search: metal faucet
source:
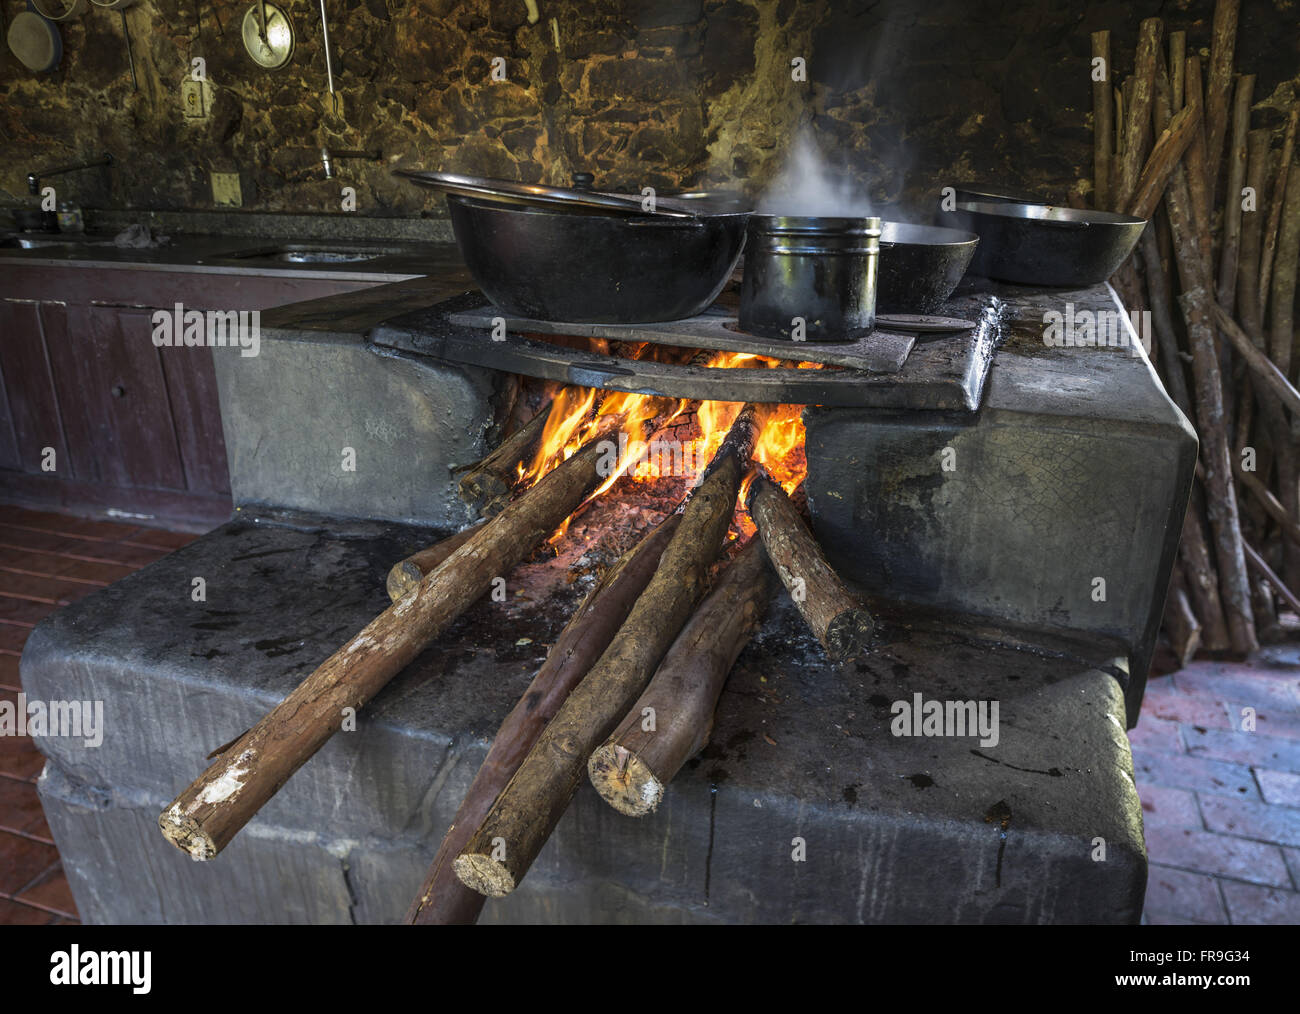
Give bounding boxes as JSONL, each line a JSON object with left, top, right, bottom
{"left": 27, "top": 152, "right": 114, "bottom": 196}
{"left": 320, "top": 146, "right": 381, "bottom": 180}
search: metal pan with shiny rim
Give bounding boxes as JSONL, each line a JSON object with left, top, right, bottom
{"left": 944, "top": 201, "right": 1146, "bottom": 287}
{"left": 877, "top": 221, "right": 979, "bottom": 314}
{"left": 395, "top": 169, "right": 700, "bottom": 220}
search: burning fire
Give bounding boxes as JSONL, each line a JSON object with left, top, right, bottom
{"left": 513, "top": 350, "right": 810, "bottom": 541}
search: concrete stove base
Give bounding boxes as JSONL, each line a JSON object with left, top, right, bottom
{"left": 23, "top": 511, "right": 1146, "bottom": 924}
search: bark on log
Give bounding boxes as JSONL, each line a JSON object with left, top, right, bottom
{"left": 587, "top": 538, "right": 772, "bottom": 817}
{"left": 1243, "top": 540, "right": 1300, "bottom": 617}
{"left": 1092, "top": 30, "right": 1114, "bottom": 211}
{"left": 158, "top": 433, "right": 616, "bottom": 861}
{"left": 1216, "top": 74, "right": 1255, "bottom": 313}
{"left": 1202, "top": 0, "right": 1240, "bottom": 210}
{"left": 1129, "top": 104, "right": 1200, "bottom": 221}
{"left": 405, "top": 512, "right": 682, "bottom": 925}
{"left": 1259, "top": 108, "right": 1298, "bottom": 328}
{"left": 1141, "top": 226, "right": 1193, "bottom": 412}
{"left": 1115, "top": 18, "right": 1162, "bottom": 214}
{"left": 1238, "top": 129, "right": 1273, "bottom": 344}
{"left": 1155, "top": 73, "right": 1258, "bottom": 654}
{"left": 1212, "top": 304, "right": 1300, "bottom": 417}
{"left": 457, "top": 403, "right": 555, "bottom": 518}
{"left": 1179, "top": 497, "right": 1232, "bottom": 653}
{"left": 1163, "top": 565, "right": 1202, "bottom": 669}
{"left": 746, "top": 469, "right": 875, "bottom": 662}
{"left": 452, "top": 407, "right": 759, "bottom": 897}
{"left": 1183, "top": 57, "right": 1213, "bottom": 263}
{"left": 1169, "top": 31, "right": 1186, "bottom": 113}
{"left": 386, "top": 522, "right": 486, "bottom": 603}
{"left": 1234, "top": 458, "right": 1300, "bottom": 549}
{"left": 1271, "top": 157, "right": 1300, "bottom": 383}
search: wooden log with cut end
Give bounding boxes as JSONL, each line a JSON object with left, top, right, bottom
{"left": 1092, "top": 30, "right": 1114, "bottom": 211}
{"left": 457, "top": 402, "right": 556, "bottom": 518}
{"left": 452, "top": 406, "right": 760, "bottom": 898}
{"left": 386, "top": 522, "right": 486, "bottom": 603}
{"left": 587, "top": 538, "right": 773, "bottom": 817}
{"left": 158, "top": 432, "right": 616, "bottom": 861}
{"left": 404, "top": 511, "right": 682, "bottom": 925}
{"left": 1215, "top": 74, "right": 1255, "bottom": 312}
{"left": 746, "top": 469, "right": 875, "bottom": 662}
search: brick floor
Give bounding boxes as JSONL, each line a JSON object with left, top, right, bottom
{"left": 0, "top": 504, "right": 200, "bottom": 926}
{"left": 1133, "top": 653, "right": 1300, "bottom": 925}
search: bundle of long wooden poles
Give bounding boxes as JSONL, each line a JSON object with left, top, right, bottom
{"left": 1090, "top": 2, "right": 1300, "bottom": 666}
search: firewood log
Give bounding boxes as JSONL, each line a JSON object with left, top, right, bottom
{"left": 1215, "top": 74, "right": 1255, "bottom": 312}
{"left": 386, "top": 522, "right": 486, "bottom": 603}
{"left": 1162, "top": 564, "right": 1202, "bottom": 669}
{"left": 1115, "top": 18, "right": 1162, "bottom": 214}
{"left": 587, "top": 538, "right": 773, "bottom": 816}
{"left": 405, "top": 512, "right": 682, "bottom": 925}
{"left": 1269, "top": 157, "right": 1300, "bottom": 383}
{"left": 457, "top": 401, "right": 556, "bottom": 518}
{"left": 1202, "top": 0, "right": 1240, "bottom": 210}
{"left": 1092, "top": 30, "right": 1114, "bottom": 211}
{"left": 1129, "top": 104, "right": 1200, "bottom": 221}
{"left": 746, "top": 469, "right": 875, "bottom": 662}
{"left": 1154, "top": 65, "right": 1258, "bottom": 654}
{"left": 1238, "top": 129, "right": 1274, "bottom": 344}
{"left": 1259, "top": 108, "right": 1298, "bottom": 328}
{"left": 452, "top": 405, "right": 760, "bottom": 897}
{"left": 158, "top": 429, "right": 619, "bottom": 861}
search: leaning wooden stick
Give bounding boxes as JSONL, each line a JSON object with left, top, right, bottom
{"left": 386, "top": 522, "right": 486, "bottom": 602}
{"left": 1128, "top": 103, "right": 1199, "bottom": 221}
{"left": 1114, "top": 18, "right": 1162, "bottom": 214}
{"left": 1215, "top": 74, "right": 1255, "bottom": 311}
{"left": 747, "top": 468, "right": 874, "bottom": 662}
{"left": 405, "top": 512, "right": 682, "bottom": 925}
{"left": 453, "top": 405, "right": 760, "bottom": 897}
{"left": 587, "top": 538, "right": 772, "bottom": 817}
{"left": 457, "top": 400, "right": 556, "bottom": 518}
{"left": 1201, "top": 0, "right": 1240, "bottom": 209}
{"left": 1092, "top": 30, "right": 1114, "bottom": 211}
{"left": 1258, "top": 107, "right": 1298, "bottom": 328}
{"left": 1162, "top": 564, "right": 1202, "bottom": 670}
{"left": 1243, "top": 540, "right": 1300, "bottom": 617}
{"left": 158, "top": 428, "right": 618, "bottom": 861}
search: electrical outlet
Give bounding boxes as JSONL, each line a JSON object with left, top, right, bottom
{"left": 211, "top": 173, "right": 242, "bottom": 207}
{"left": 182, "top": 79, "right": 206, "bottom": 119}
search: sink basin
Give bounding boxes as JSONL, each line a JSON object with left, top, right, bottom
{"left": 222, "top": 243, "right": 407, "bottom": 264}
{"left": 0, "top": 234, "right": 107, "bottom": 249}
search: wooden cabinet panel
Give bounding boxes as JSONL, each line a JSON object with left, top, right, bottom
{"left": 0, "top": 300, "right": 67, "bottom": 475}
{"left": 158, "top": 338, "right": 231, "bottom": 496}
{"left": 43, "top": 305, "right": 187, "bottom": 491}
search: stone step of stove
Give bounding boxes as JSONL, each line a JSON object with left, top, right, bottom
{"left": 24, "top": 508, "right": 1146, "bottom": 923}
{"left": 369, "top": 291, "right": 1003, "bottom": 411}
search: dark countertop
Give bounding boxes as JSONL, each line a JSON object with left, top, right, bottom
{"left": 0, "top": 230, "right": 459, "bottom": 285}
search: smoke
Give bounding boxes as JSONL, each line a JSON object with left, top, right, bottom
{"left": 755, "top": 130, "right": 873, "bottom": 218}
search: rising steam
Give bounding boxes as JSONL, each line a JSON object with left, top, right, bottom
{"left": 756, "top": 131, "right": 873, "bottom": 218}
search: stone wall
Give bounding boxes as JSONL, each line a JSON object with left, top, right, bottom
{"left": 1, "top": 0, "right": 1296, "bottom": 218}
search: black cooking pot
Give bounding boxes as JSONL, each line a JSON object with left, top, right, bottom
{"left": 945, "top": 200, "right": 1146, "bottom": 286}
{"left": 739, "top": 215, "right": 880, "bottom": 342}
{"left": 397, "top": 169, "right": 750, "bottom": 323}
{"left": 877, "top": 222, "right": 979, "bottom": 314}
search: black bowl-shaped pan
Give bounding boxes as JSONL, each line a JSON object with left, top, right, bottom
{"left": 877, "top": 222, "right": 980, "bottom": 314}
{"left": 446, "top": 194, "right": 748, "bottom": 324}
{"left": 945, "top": 201, "right": 1146, "bottom": 287}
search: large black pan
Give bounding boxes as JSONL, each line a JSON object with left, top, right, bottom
{"left": 444, "top": 194, "right": 748, "bottom": 323}
{"left": 945, "top": 200, "right": 1146, "bottom": 286}
{"left": 877, "top": 222, "right": 979, "bottom": 314}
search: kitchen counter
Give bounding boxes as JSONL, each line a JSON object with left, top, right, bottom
{"left": 0, "top": 230, "right": 460, "bottom": 285}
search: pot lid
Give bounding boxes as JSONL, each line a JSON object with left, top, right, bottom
{"left": 394, "top": 169, "right": 719, "bottom": 220}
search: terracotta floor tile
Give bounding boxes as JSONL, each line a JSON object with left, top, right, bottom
{"left": 16, "top": 864, "right": 77, "bottom": 919}
{"left": 1220, "top": 881, "right": 1300, "bottom": 924}
{"left": 1138, "top": 784, "right": 1203, "bottom": 829}
{"left": 0, "top": 830, "right": 57, "bottom": 895}
{"left": 1257, "top": 769, "right": 1300, "bottom": 807}
{"left": 1142, "top": 864, "right": 1226, "bottom": 923}
{"left": 1172, "top": 665, "right": 1300, "bottom": 712}
{"left": 1126, "top": 715, "right": 1184, "bottom": 754}
{"left": 0, "top": 570, "right": 103, "bottom": 605}
{"left": 1141, "top": 685, "right": 1234, "bottom": 730}
{"left": 1198, "top": 794, "right": 1300, "bottom": 848}
{"left": 0, "top": 897, "right": 57, "bottom": 925}
{"left": 1, "top": 551, "right": 132, "bottom": 586}
{"left": 0, "top": 776, "right": 45, "bottom": 836}
{"left": 0, "top": 624, "right": 29, "bottom": 654}
{"left": 123, "top": 528, "right": 196, "bottom": 551}
{"left": 1183, "top": 727, "right": 1300, "bottom": 770}
{"left": 1143, "top": 825, "right": 1291, "bottom": 886}
{"left": 1130, "top": 748, "right": 1259, "bottom": 799}
{"left": 0, "top": 508, "right": 142, "bottom": 542}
